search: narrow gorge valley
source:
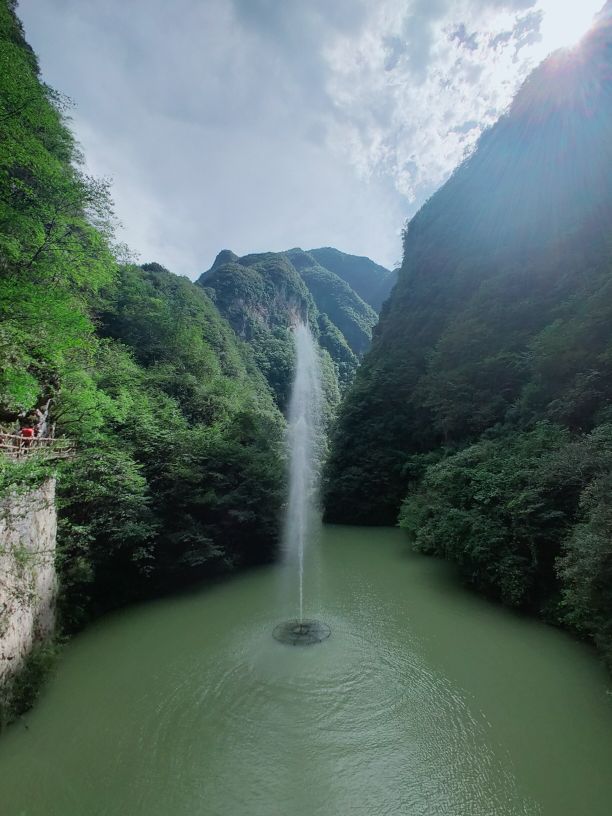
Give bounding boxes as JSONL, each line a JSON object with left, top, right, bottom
{"left": 1, "top": 2, "right": 612, "bottom": 814}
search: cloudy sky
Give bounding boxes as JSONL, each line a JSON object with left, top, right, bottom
{"left": 19, "top": 0, "right": 603, "bottom": 276}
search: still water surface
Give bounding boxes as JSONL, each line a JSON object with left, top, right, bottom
{"left": 1, "top": 526, "right": 612, "bottom": 815}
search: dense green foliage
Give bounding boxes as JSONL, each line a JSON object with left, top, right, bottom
{"left": 0, "top": 1, "right": 115, "bottom": 417}
{"left": 0, "top": 2, "right": 285, "bottom": 642}
{"left": 308, "top": 247, "right": 396, "bottom": 312}
{"left": 286, "top": 248, "right": 377, "bottom": 356}
{"left": 399, "top": 425, "right": 612, "bottom": 613}
{"left": 199, "top": 253, "right": 311, "bottom": 411}
{"left": 55, "top": 263, "right": 286, "bottom": 631}
{"left": 559, "top": 470, "right": 612, "bottom": 668}
{"left": 326, "top": 17, "right": 612, "bottom": 667}
{"left": 199, "top": 247, "right": 382, "bottom": 413}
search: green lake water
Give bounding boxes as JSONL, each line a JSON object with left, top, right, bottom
{"left": 1, "top": 525, "right": 611, "bottom": 815}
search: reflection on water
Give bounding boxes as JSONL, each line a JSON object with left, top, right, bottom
{"left": 0, "top": 526, "right": 611, "bottom": 816}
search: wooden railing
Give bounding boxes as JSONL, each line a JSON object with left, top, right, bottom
{"left": 0, "top": 433, "right": 75, "bottom": 460}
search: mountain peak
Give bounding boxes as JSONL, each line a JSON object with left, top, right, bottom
{"left": 210, "top": 249, "right": 238, "bottom": 271}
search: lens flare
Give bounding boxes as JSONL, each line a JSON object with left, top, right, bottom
{"left": 539, "top": 1, "right": 603, "bottom": 51}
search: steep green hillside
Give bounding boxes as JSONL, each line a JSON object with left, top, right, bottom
{"left": 325, "top": 13, "right": 612, "bottom": 666}
{"left": 0, "top": 0, "right": 285, "bottom": 645}
{"left": 308, "top": 247, "right": 396, "bottom": 311}
{"left": 0, "top": 2, "right": 115, "bottom": 416}
{"left": 286, "top": 248, "right": 377, "bottom": 356}
{"left": 198, "top": 248, "right": 381, "bottom": 412}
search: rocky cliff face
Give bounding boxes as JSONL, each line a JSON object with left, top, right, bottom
{"left": 0, "top": 478, "right": 57, "bottom": 693}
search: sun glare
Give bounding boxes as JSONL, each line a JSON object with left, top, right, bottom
{"left": 539, "top": 1, "right": 603, "bottom": 51}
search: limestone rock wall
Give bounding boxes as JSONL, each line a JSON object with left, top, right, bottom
{"left": 0, "top": 478, "right": 57, "bottom": 688}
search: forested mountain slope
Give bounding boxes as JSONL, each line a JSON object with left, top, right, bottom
{"left": 308, "top": 247, "right": 396, "bottom": 312}
{"left": 198, "top": 247, "right": 385, "bottom": 412}
{"left": 325, "top": 9, "right": 612, "bottom": 667}
{"left": 0, "top": 0, "right": 285, "bottom": 644}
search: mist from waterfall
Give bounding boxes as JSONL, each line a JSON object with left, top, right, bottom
{"left": 284, "top": 322, "right": 323, "bottom": 621}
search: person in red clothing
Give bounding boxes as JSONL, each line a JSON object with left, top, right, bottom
{"left": 19, "top": 425, "right": 35, "bottom": 449}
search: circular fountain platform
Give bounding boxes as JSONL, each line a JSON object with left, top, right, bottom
{"left": 273, "top": 619, "right": 331, "bottom": 646}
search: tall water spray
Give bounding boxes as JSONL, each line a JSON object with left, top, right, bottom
{"left": 285, "top": 322, "right": 322, "bottom": 620}
{"left": 273, "top": 322, "right": 330, "bottom": 645}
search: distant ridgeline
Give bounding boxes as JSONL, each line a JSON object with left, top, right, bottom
{"left": 325, "top": 9, "right": 612, "bottom": 668}
{"left": 198, "top": 248, "right": 394, "bottom": 414}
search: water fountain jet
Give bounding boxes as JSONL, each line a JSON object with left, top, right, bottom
{"left": 273, "top": 322, "right": 330, "bottom": 646}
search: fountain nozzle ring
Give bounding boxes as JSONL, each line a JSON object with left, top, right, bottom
{"left": 273, "top": 619, "right": 331, "bottom": 646}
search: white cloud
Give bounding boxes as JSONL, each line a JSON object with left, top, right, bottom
{"left": 16, "top": 0, "right": 603, "bottom": 275}
{"left": 324, "top": 2, "right": 538, "bottom": 203}
{"left": 322, "top": 0, "right": 603, "bottom": 205}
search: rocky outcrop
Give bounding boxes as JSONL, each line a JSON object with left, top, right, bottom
{"left": 0, "top": 478, "right": 57, "bottom": 691}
